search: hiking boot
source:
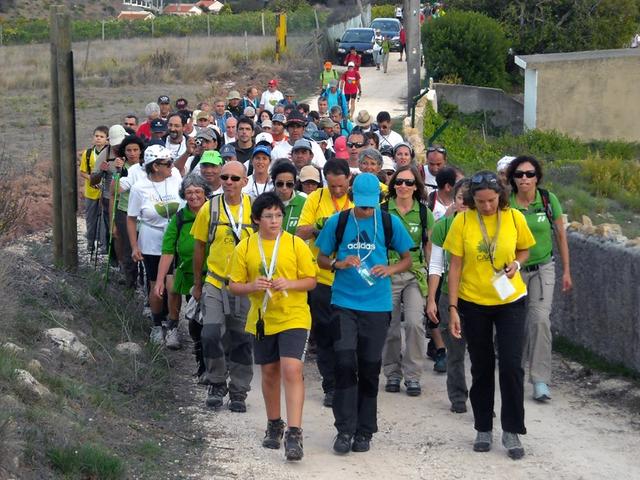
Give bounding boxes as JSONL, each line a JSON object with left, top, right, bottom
{"left": 450, "top": 402, "right": 467, "bottom": 414}
{"left": 533, "top": 382, "right": 551, "bottom": 402}
{"left": 284, "top": 427, "right": 304, "bottom": 461}
{"left": 426, "top": 339, "right": 437, "bottom": 361}
{"left": 332, "top": 432, "right": 353, "bottom": 455}
{"left": 405, "top": 380, "right": 421, "bottom": 397}
{"left": 385, "top": 377, "right": 401, "bottom": 393}
{"left": 351, "top": 433, "right": 371, "bottom": 452}
{"left": 323, "top": 390, "right": 334, "bottom": 407}
{"left": 165, "top": 328, "right": 181, "bottom": 350}
{"left": 434, "top": 348, "right": 447, "bottom": 373}
{"left": 262, "top": 419, "right": 286, "bottom": 449}
{"left": 205, "top": 383, "right": 227, "bottom": 408}
{"left": 228, "top": 393, "right": 247, "bottom": 413}
{"left": 473, "top": 431, "right": 493, "bottom": 452}
{"left": 502, "top": 432, "right": 525, "bottom": 460}
{"left": 149, "top": 326, "right": 164, "bottom": 345}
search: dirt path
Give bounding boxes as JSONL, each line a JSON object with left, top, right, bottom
{"left": 188, "top": 54, "right": 640, "bottom": 479}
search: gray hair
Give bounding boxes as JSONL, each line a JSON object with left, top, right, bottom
{"left": 145, "top": 102, "right": 160, "bottom": 116}
{"left": 358, "top": 148, "right": 383, "bottom": 167}
{"left": 179, "top": 173, "right": 212, "bottom": 200}
{"left": 329, "top": 105, "right": 342, "bottom": 116}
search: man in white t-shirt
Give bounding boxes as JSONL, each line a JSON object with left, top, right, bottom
{"left": 270, "top": 112, "right": 326, "bottom": 168}
{"left": 423, "top": 144, "right": 447, "bottom": 194}
{"left": 224, "top": 117, "right": 237, "bottom": 145}
{"left": 259, "top": 79, "right": 284, "bottom": 114}
{"left": 375, "top": 111, "right": 404, "bottom": 149}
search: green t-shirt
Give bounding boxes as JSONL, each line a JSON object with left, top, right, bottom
{"left": 283, "top": 193, "right": 307, "bottom": 235}
{"left": 161, "top": 207, "right": 197, "bottom": 295}
{"left": 509, "top": 190, "right": 562, "bottom": 266}
{"left": 320, "top": 69, "right": 339, "bottom": 87}
{"left": 431, "top": 214, "right": 455, "bottom": 294}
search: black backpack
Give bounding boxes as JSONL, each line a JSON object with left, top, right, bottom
{"left": 334, "top": 208, "right": 393, "bottom": 256}
{"left": 538, "top": 188, "right": 554, "bottom": 229}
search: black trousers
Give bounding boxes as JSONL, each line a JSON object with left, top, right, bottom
{"left": 460, "top": 298, "right": 527, "bottom": 434}
{"left": 308, "top": 283, "right": 335, "bottom": 394}
{"left": 331, "top": 306, "right": 390, "bottom": 436}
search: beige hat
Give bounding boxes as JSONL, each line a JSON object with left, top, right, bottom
{"left": 299, "top": 165, "right": 321, "bottom": 184}
{"left": 318, "top": 117, "right": 336, "bottom": 129}
{"left": 226, "top": 90, "right": 241, "bottom": 101}
{"left": 355, "top": 110, "right": 372, "bottom": 128}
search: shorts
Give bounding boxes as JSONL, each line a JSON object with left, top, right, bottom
{"left": 344, "top": 93, "right": 358, "bottom": 101}
{"left": 142, "top": 254, "right": 173, "bottom": 284}
{"left": 254, "top": 328, "right": 310, "bottom": 365}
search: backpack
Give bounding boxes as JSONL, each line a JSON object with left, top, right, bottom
{"left": 206, "top": 194, "right": 254, "bottom": 248}
{"left": 382, "top": 201, "right": 429, "bottom": 261}
{"left": 538, "top": 188, "right": 555, "bottom": 229}
{"left": 334, "top": 208, "right": 393, "bottom": 256}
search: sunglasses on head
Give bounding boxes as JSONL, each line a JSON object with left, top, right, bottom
{"left": 471, "top": 173, "right": 498, "bottom": 185}
{"left": 347, "top": 142, "right": 365, "bottom": 148}
{"left": 220, "top": 174, "right": 242, "bottom": 182}
{"left": 427, "top": 146, "right": 447, "bottom": 154}
{"left": 513, "top": 170, "right": 536, "bottom": 179}
{"left": 394, "top": 178, "right": 416, "bottom": 187}
{"left": 275, "top": 181, "right": 295, "bottom": 188}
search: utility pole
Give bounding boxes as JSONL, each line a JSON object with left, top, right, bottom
{"left": 404, "top": 0, "right": 421, "bottom": 114}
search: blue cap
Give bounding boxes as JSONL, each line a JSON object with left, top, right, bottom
{"left": 150, "top": 118, "right": 167, "bottom": 133}
{"left": 352, "top": 173, "right": 380, "bottom": 208}
{"left": 252, "top": 145, "right": 272, "bottom": 158}
{"left": 311, "top": 130, "right": 329, "bottom": 142}
{"left": 219, "top": 144, "right": 236, "bottom": 159}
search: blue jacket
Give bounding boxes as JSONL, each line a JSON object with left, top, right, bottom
{"left": 321, "top": 88, "right": 349, "bottom": 118}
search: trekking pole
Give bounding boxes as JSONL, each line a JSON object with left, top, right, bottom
{"left": 104, "top": 172, "right": 120, "bottom": 286}
{"left": 91, "top": 197, "right": 103, "bottom": 270}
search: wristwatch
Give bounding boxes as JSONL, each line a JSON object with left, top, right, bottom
{"left": 330, "top": 258, "right": 338, "bottom": 272}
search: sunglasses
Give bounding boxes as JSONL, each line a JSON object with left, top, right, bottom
{"left": 394, "top": 178, "right": 416, "bottom": 187}
{"left": 427, "top": 146, "right": 447, "bottom": 154}
{"left": 220, "top": 174, "right": 242, "bottom": 182}
{"left": 513, "top": 170, "right": 536, "bottom": 179}
{"left": 347, "top": 142, "right": 365, "bottom": 148}
{"left": 275, "top": 181, "right": 295, "bottom": 188}
{"left": 471, "top": 173, "right": 498, "bottom": 185}
{"left": 156, "top": 160, "right": 173, "bottom": 167}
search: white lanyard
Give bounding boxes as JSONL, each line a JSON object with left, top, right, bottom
{"left": 352, "top": 209, "right": 377, "bottom": 263}
{"left": 222, "top": 195, "right": 244, "bottom": 241}
{"left": 258, "top": 231, "right": 282, "bottom": 312}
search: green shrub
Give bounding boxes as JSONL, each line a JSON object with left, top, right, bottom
{"left": 421, "top": 10, "right": 509, "bottom": 89}
{"left": 372, "top": 4, "right": 395, "bottom": 19}
{"left": 48, "top": 444, "right": 125, "bottom": 479}
{"left": 581, "top": 155, "right": 640, "bottom": 210}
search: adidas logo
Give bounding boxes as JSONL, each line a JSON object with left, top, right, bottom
{"left": 347, "top": 242, "right": 376, "bottom": 250}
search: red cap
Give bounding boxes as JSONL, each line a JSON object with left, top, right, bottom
{"left": 268, "top": 79, "right": 278, "bottom": 86}
{"left": 334, "top": 136, "right": 349, "bottom": 160}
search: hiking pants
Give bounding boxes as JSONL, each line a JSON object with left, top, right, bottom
{"left": 85, "top": 197, "right": 107, "bottom": 250}
{"left": 438, "top": 294, "right": 468, "bottom": 406}
{"left": 308, "top": 283, "right": 335, "bottom": 394}
{"left": 460, "top": 298, "right": 526, "bottom": 434}
{"left": 382, "top": 271, "right": 426, "bottom": 382}
{"left": 382, "top": 52, "right": 389, "bottom": 73}
{"left": 200, "top": 283, "right": 253, "bottom": 396}
{"left": 114, "top": 209, "right": 138, "bottom": 289}
{"left": 521, "top": 261, "right": 555, "bottom": 384}
{"left": 332, "top": 306, "right": 390, "bottom": 436}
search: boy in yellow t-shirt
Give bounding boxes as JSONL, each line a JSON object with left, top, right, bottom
{"left": 229, "top": 192, "right": 317, "bottom": 462}
{"left": 80, "top": 125, "right": 108, "bottom": 254}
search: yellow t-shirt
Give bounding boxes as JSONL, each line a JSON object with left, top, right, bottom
{"left": 80, "top": 148, "right": 101, "bottom": 200}
{"left": 229, "top": 231, "right": 318, "bottom": 335}
{"left": 297, "top": 187, "right": 353, "bottom": 286}
{"left": 443, "top": 208, "right": 536, "bottom": 306}
{"left": 190, "top": 194, "right": 254, "bottom": 289}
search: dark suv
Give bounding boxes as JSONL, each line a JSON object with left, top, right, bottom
{"left": 370, "top": 18, "right": 402, "bottom": 51}
{"left": 335, "top": 27, "right": 376, "bottom": 66}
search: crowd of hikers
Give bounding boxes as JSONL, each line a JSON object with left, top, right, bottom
{"left": 79, "top": 76, "right": 572, "bottom": 462}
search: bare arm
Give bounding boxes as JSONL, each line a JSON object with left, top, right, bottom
{"left": 554, "top": 219, "right": 572, "bottom": 292}
{"left": 127, "top": 216, "right": 142, "bottom": 262}
{"left": 295, "top": 225, "right": 316, "bottom": 241}
{"left": 154, "top": 253, "right": 175, "bottom": 298}
{"left": 447, "top": 254, "right": 462, "bottom": 339}
{"left": 370, "top": 250, "right": 412, "bottom": 278}
{"left": 192, "top": 239, "right": 206, "bottom": 301}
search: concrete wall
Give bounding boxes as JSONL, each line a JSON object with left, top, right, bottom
{"left": 519, "top": 49, "right": 640, "bottom": 142}
{"left": 433, "top": 83, "right": 524, "bottom": 135}
{"left": 551, "top": 232, "right": 640, "bottom": 372}
{"left": 323, "top": 4, "right": 372, "bottom": 59}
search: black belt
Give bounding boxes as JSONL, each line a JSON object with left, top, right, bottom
{"left": 522, "top": 259, "right": 552, "bottom": 273}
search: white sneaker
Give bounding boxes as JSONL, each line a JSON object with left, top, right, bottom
{"left": 165, "top": 328, "right": 181, "bottom": 350}
{"left": 149, "top": 326, "right": 164, "bottom": 345}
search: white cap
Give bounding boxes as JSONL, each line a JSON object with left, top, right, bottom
{"left": 382, "top": 156, "right": 395, "bottom": 172}
{"left": 108, "top": 125, "right": 127, "bottom": 146}
{"left": 347, "top": 61, "right": 356, "bottom": 67}
{"left": 255, "top": 132, "right": 273, "bottom": 146}
{"left": 143, "top": 144, "right": 173, "bottom": 165}
{"left": 497, "top": 155, "right": 516, "bottom": 172}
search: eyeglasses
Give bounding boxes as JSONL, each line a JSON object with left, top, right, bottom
{"left": 156, "top": 160, "right": 173, "bottom": 167}
{"left": 261, "top": 213, "right": 284, "bottom": 220}
{"left": 275, "top": 181, "right": 295, "bottom": 188}
{"left": 347, "top": 142, "right": 365, "bottom": 148}
{"left": 394, "top": 178, "right": 416, "bottom": 187}
{"left": 220, "top": 174, "right": 242, "bottom": 182}
{"left": 513, "top": 170, "right": 536, "bottom": 179}
{"left": 383, "top": 170, "right": 395, "bottom": 176}
{"left": 471, "top": 173, "right": 498, "bottom": 185}
{"left": 427, "top": 146, "right": 447, "bottom": 154}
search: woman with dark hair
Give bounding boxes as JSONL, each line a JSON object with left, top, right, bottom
{"left": 364, "top": 131, "right": 379, "bottom": 150}
{"left": 444, "top": 170, "right": 535, "bottom": 460}
{"left": 271, "top": 160, "right": 307, "bottom": 234}
{"left": 154, "top": 174, "right": 212, "bottom": 352}
{"left": 258, "top": 109, "right": 273, "bottom": 126}
{"left": 506, "top": 156, "right": 572, "bottom": 402}
{"left": 382, "top": 165, "right": 435, "bottom": 397}
{"left": 127, "top": 144, "right": 182, "bottom": 345}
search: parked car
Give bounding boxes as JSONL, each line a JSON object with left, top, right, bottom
{"left": 370, "top": 18, "right": 402, "bottom": 52}
{"left": 335, "top": 27, "right": 376, "bottom": 66}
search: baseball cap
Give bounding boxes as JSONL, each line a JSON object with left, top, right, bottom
{"left": 108, "top": 125, "right": 128, "bottom": 146}
{"left": 285, "top": 111, "right": 307, "bottom": 127}
{"left": 175, "top": 97, "right": 188, "bottom": 109}
{"left": 243, "top": 106, "right": 256, "bottom": 118}
{"left": 143, "top": 144, "right": 172, "bottom": 165}
{"left": 157, "top": 95, "right": 170, "bottom": 104}
{"left": 284, "top": 88, "right": 296, "bottom": 97}
{"left": 261, "top": 119, "right": 273, "bottom": 129}
{"left": 347, "top": 61, "right": 355, "bottom": 67}
{"left": 352, "top": 173, "right": 380, "bottom": 208}
{"left": 497, "top": 155, "right": 516, "bottom": 172}
{"left": 150, "top": 118, "right": 167, "bottom": 133}
{"left": 252, "top": 145, "right": 272, "bottom": 158}
{"left": 333, "top": 136, "right": 349, "bottom": 160}
{"left": 195, "top": 110, "right": 209, "bottom": 121}
{"left": 272, "top": 113, "right": 287, "bottom": 124}
{"left": 292, "top": 138, "right": 313, "bottom": 152}
{"left": 195, "top": 129, "right": 215, "bottom": 141}
{"left": 318, "top": 117, "right": 336, "bottom": 129}
{"left": 329, "top": 79, "right": 338, "bottom": 88}
{"left": 299, "top": 165, "right": 321, "bottom": 184}
{"left": 219, "top": 144, "right": 237, "bottom": 159}
{"left": 227, "top": 90, "right": 241, "bottom": 101}
{"left": 311, "top": 130, "right": 329, "bottom": 143}
{"left": 255, "top": 132, "right": 273, "bottom": 146}
{"left": 268, "top": 79, "right": 278, "bottom": 86}
{"left": 382, "top": 156, "right": 395, "bottom": 172}
{"left": 199, "top": 150, "right": 223, "bottom": 166}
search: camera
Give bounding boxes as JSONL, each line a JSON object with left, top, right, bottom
{"left": 195, "top": 138, "right": 204, "bottom": 147}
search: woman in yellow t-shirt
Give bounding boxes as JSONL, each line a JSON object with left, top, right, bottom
{"left": 229, "top": 192, "right": 317, "bottom": 462}
{"left": 443, "top": 171, "right": 535, "bottom": 460}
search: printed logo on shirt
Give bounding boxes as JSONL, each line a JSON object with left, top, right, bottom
{"left": 476, "top": 240, "right": 491, "bottom": 262}
{"left": 346, "top": 232, "right": 376, "bottom": 251}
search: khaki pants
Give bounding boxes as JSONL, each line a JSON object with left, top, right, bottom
{"left": 382, "top": 271, "right": 426, "bottom": 382}
{"left": 521, "top": 261, "right": 555, "bottom": 384}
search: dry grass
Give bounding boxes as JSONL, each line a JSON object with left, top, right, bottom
{"left": 0, "top": 35, "right": 311, "bottom": 91}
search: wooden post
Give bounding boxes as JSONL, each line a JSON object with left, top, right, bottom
{"left": 50, "top": 6, "right": 63, "bottom": 264}
{"left": 261, "top": 12, "right": 265, "bottom": 36}
{"left": 207, "top": 14, "right": 211, "bottom": 37}
{"left": 244, "top": 31, "right": 249, "bottom": 62}
{"left": 0, "top": 25, "right": 3, "bottom": 47}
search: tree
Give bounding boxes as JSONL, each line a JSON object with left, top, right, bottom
{"left": 422, "top": 11, "right": 509, "bottom": 89}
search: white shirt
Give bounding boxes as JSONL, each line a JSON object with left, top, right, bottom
{"left": 376, "top": 130, "right": 404, "bottom": 149}
{"left": 224, "top": 133, "right": 236, "bottom": 145}
{"left": 431, "top": 192, "right": 450, "bottom": 220}
{"left": 242, "top": 175, "right": 274, "bottom": 198}
{"left": 423, "top": 167, "right": 437, "bottom": 194}
{"left": 271, "top": 140, "right": 327, "bottom": 169}
{"left": 165, "top": 136, "right": 187, "bottom": 160}
{"left": 259, "top": 90, "right": 284, "bottom": 114}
